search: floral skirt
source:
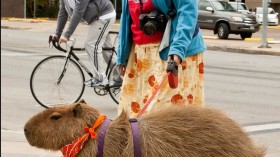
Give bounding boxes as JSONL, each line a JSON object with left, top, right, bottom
{"left": 118, "top": 42, "right": 204, "bottom": 118}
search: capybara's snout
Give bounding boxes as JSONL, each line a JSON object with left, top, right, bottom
{"left": 23, "top": 124, "right": 31, "bottom": 138}
{"left": 23, "top": 120, "right": 36, "bottom": 144}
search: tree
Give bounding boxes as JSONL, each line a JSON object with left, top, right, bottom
{"left": 26, "top": 0, "right": 59, "bottom": 18}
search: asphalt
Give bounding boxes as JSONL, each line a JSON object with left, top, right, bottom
{"left": 1, "top": 17, "right": 280, "bottom": 56}
{"left": 1, "top": 18, "right": 280, "bottom": 156}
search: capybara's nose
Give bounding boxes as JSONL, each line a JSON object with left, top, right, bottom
{"left": 24, "top": 127, "right": 28, "bottom": 134}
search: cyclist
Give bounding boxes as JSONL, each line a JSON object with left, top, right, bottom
{"left": 53, "top": 0, "right": 116, "bottom": 87}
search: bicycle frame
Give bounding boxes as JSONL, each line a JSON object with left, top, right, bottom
{"left": 54, "top": 36, "right": 117, "bottom": 86}
{"left": 31, "top": 33, "right": 121, "bottom": 107}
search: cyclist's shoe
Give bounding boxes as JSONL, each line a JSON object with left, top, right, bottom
{"left": 84, "top": 76, "right": 109, "bottom": 87}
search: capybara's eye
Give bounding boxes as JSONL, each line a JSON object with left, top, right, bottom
{"left": 50, "top": 115, "right": 61, "bottom": 121}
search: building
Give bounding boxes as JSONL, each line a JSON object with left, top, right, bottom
{"left": 1, "top": 0, "right": 280, "bottom": 23}
{"left": 246, "top": 0, "right": 280, "bottom": 12}
{"left": 1, "top": 0, "right": 24, "bottom": 18}
{"left": 1, "top": 0, "right": 119, "bottom": 19}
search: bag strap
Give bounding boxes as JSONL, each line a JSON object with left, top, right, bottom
{"left": 139, "top": 0, "right": 144, "bottom": 14}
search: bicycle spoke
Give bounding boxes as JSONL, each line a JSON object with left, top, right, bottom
{"left": 30, "top": 56, "right": 85, "bottom": 108}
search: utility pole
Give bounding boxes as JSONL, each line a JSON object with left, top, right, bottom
{"left": 259, "top": 0, "right": 271, "bottom": 48}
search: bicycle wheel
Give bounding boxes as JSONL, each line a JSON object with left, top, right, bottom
{"left": 107, "top": 63, "right": 122, "bottom": 104}
{"left": 30, "top": 55, "right": 85, "bottom": 108}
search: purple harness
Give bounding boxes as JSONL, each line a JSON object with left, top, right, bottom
{"left": 129, "top": 118, "right": 141, "bottom": 157}
{"left": 96, "top": 118, "right": 111, "bottom": 157}
{"left": 96, "top": 118, "right": 141, "bottom": 157}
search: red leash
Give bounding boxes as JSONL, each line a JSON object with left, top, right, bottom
{"left": 137, "top": 59, "right": 178, "bottom": 117}
{"left": 137, "top": 72, "right": 170, "bottom": 117}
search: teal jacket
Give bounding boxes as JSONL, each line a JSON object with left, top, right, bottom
{"left": 117, "top": 0, "right": 206, "bottom": 65}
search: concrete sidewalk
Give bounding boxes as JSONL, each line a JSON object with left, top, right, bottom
{"left": 1, "top": 18, "right": 280, "bottom": 56}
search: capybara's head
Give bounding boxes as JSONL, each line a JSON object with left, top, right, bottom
{"left": 24, "top": 100, "right": 100, "bottom": 150}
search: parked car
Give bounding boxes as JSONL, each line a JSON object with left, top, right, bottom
{"left": 228, "top": 2, "right": 251, "bottom": 14}
{"left": 254, "top": 7, "right": 279, "bottom": 26}
{"left": 198, "top": 0, "right": 260, "bottom": 39}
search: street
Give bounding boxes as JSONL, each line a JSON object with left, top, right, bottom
{"left": 1, "top": 25, "right": 280, "bottom": 156}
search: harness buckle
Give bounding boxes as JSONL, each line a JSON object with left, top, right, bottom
{"left": 129, "top": 118, "right": 138, "bottom": 123}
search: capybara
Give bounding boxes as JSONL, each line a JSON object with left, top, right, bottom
{"left": 24, "top": 100, "right": 265, "bottom": 157}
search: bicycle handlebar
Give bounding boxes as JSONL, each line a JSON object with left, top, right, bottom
{"left": 49, "top": 31, "right": 118, "bottom": 53}
{"left": 48, "top": 35, "right": 67, "bottom": 52}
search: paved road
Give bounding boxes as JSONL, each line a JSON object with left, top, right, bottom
{"left": 1, "top": 25, "right": 280, "bottom": 156}
{"left": 1, "top": 19, "right": 280, "bottom": 56}
{"left": 2, "top": 48, "right": 280, "bottom": 156}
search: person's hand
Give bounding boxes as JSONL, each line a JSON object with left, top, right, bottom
{"left": 118, "top": 65, "right": 127, "bottom": 76}
{"left": 168, "top": 55, "right": 182, "bottom": 66}
{"left": 59, "top": 36, "right": 69, "bottom": 44}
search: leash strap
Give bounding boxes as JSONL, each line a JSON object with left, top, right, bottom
{"left": 137, "top": 72, "right": 170, "bottom": 117}
{"left": 129, "top": 118, "right": 141, "bottom": 157}
{"left": 96, "top": 118, "right": 111, "bottom": 157}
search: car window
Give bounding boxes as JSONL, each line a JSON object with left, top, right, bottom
{"left": 199, "top": 1, "right": 211, "bottom": 11}
{"left": 256, "top": 8, "right": 276, "bottom": 14}
{"left": 212, "top": 1, "right": 236, "bottom": 11}
{"left": 229, "top": 3, "right": 247, "bottom": 11}
{"left": 268, "top": 8, "right": 275, "bottom": 14}
{"left": 229, "top": 3, "right": 238, "bottom": 10}
{"left": 240, "top": 4, "right": 248, "bottom": 10}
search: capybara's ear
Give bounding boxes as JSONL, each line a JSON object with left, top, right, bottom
{"left": 78, "top": 99, "right": 87, "bottom": 104}
{"left": 73, "top": 104, "right": 83, "bottom": 117}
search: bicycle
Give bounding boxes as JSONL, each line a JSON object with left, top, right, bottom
{"left": 30, "top": 31, "right": 122, "bottom": 108}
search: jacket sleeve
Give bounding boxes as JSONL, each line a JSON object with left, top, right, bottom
{"left": 168, "top": 0, "right": 198, "bottom": 60}
{"left": 116, "top": 0, "right": 132, "bottom": 66}
{"left": 55, "top": 0, "right": 68, "bottom": 36}
{"left": 64, "top": 0, "right": 90, "bottom": 38}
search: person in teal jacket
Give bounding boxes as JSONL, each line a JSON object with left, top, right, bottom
{"left": 117, "top": 0, "right": 207, "bottom": 117}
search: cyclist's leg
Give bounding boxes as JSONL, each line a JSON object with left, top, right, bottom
{"left": 102, "top": 31, "right": 123, "bottom": 85}
{"left": 102, "top": 33, "right": 115, "bottom": 69}
{"left": 85, "top": 16, "right": 116, "bottom": 84}
{"left": 103, "top": 33, "right": 121, "bottom": 80}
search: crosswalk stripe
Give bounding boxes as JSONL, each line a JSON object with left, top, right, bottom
{"left": 244, "top": 123, "right": 280, "bottom": 133}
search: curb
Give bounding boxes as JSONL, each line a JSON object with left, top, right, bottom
{"left": 2, "top": 17, "right": 54, "bottom": 23}
{"left": 206, "top": 45, "right": 280, "bottom": 56}
{"left": 244, "top": 38, "right": 274, "bottom": 42}
{"left": 2, "top": 19, "right": 279, "bottom": 56}
{"left": 260, "top": 25, "right": 280, "bottom": 30}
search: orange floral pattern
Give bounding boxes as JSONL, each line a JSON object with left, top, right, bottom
{"left": 171, "top": 93, "right": 183, "bottom": 106}
{"left": 118, "top": 43, "right": 204, "bottom": 118}
{"left": 148, "top": 75, "right": 156, "bottom": 87}
{"left": 182, "top": 60, "right": 187, "bottom": 70}
{"left": 131, "top": 102, "right": 141, "bottom": 113}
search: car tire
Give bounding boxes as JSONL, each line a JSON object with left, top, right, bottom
{"left": 217, "top": 23, "right": 229, "bottom": 39}
{"left": 240, "top": 33, "right": 252, "bottom": 40}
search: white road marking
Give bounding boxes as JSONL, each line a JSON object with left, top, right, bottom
{"left": 1, "top": 52, "right": 49, "bottom": 56}
{"left": 1, "top": 129, "right": 24, "bottom": 134}
{"left": 1, "top": 52, "right": 88, "bottom": 57}
{"left": 244, "top": 123, "right": 280, "bottom": 133}
{"left": 38, "top": 151, "right": 52, "bottom": 157}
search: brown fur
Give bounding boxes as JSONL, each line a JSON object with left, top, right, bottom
{"left": 24, "top": 100, "right": 265, "bottom": 157}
